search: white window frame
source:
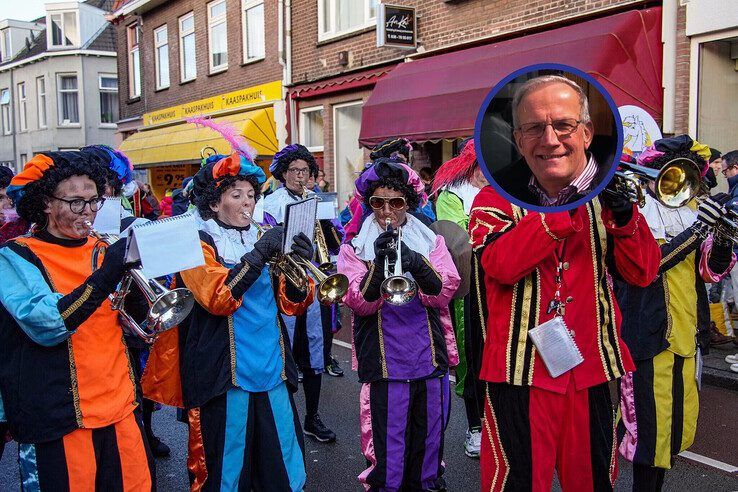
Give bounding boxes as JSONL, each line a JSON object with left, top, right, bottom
{"left": 332, "top": 100, "right": 365, "bottom": 205}
{"left": 1, "top": 88, "right": 10, "bottom": 135}
{"left": 299, "top": 105, "right": 324, "bottom": 152}
{"left": 318, "top": 0, "right": 377, "bottom": 42}
{"left": 207, "top": 0, "right": 228, "bottom": 73}
{"left": 241, "top": 0, "right": 265, "bottom": 64}
{"left": 17, "top": 82, "right": 27, "bottom": 132}
{"left": 36, "top": 76, "right": 47, "bottom": 129}
{"left": 154, "top": 25, "right": 170, "bottom": 90}
{"left": 57, "top": 73, "right": 80, "bottom": 126}
{"left": 0, "top": 29, "right": 11, "bottom": 62}
{"left": 98, "top": 74, "right": 118, "bottom": 127}
{"left": 179, "top": 12, "right": 197, "bottom": 82}
{"left": 127, "top": 23, "right": 141, "bottom": 98}
{"left": 49, "top": 11, "right": 79, "bottom": 48}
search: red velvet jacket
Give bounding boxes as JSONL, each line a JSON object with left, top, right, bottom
{"left": 469, "top": 186, "right": 660, "bottom": 394}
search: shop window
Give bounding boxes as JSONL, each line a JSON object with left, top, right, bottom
{"left": 179, "top": 12, "right": 197, "bottom": 82}
{"left": 127, "top": 23, "right": 141, "bottom": 98}
{"left": 697, "top": 38, "right": 738, "bottom": 153}
{"left": 1, "top": 88, "right": 11, "bottom": 135}
{"left": 242, "top": 0, "right": 265, "bottom": 62}
{"left": 37, "top": 77, "right": 47, "bottom": 129}
{"left": 57, "top": 74, "right": 79, "bottom": 125}
{"left": 49, "top": 11, "right": 78, "bottom": 47}
{"left": 154, "top": 25, "right": 170, "bottom": 89}
{"left": 318, "top": 0, "right": 377, "bottom": 41}
{"left": 333, "top": 101, "right": 364, "bottom": 205}
{"left": 300, "top": 106, "right": 324, "bottom": 151}
{"left": 99, "top": 75, "right": 119, "bottom": 125}
{"left": 208, "top": 0, "right": 228, "bottom": 73}
{"left": 17, "top": 82, "right": 26, "bottom": 132}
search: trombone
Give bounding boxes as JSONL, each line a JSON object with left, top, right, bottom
{"left": 244, "top": 212, "right": 348, "bottom": 305}
{"left": 380, "top": 218, "right": 417, "bottom": 306}
{"left": 607, "top": 158, "right": 702, "bottom": 209}
{"left": 87, "top": 222, "right": 195, "bottom": 343}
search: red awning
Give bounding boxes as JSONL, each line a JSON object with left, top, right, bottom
{"left": 359, "top": 8, "right": 663, "bottom": 146}
{"left": 289, "top": 66, "right": 395, "bottom": 100}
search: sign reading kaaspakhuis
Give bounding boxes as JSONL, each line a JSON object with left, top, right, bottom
{"left": 377, "top": 4, "right": 416, "bottom": 49}
{"left": 143, "top": 80, "right": 282, "bottom": 127}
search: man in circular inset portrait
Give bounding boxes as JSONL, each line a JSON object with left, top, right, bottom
{"left": 480, "top": 71, "right": 619, "bottom": 210}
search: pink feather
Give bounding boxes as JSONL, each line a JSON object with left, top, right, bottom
{"left": 186, "top": 116, "right": 258, "bottom": 162}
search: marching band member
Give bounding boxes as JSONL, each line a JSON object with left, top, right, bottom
{"left": 262, "top": 144, "right": 342, "bottom": 442}
{"left": 0, "top": 151, "right": 153, "bottom": 490}
{"left": 337, "top": 158, "right": 460, "bottom": 491}
{"left": 432, "top": 139, "right": 488, "bottom": 459}
{"left": 177, "top": 153, "right": 314, "bottom": 491}
{"left": 468, "top": 181, "right": 660, "bottom": 490}
{"left": 615, "top": 137, "right": 736, "bottom": 491}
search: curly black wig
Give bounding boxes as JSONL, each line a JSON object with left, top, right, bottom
{"left": 16, "top": 152, "right": 108, "bottom": 225}
{"left": 0, "top": 165, "right": 13, "bottom": 189}
{"left": 194, "top": 174, "right": 262, "bottom": 221}
{"left": 364, "top": 175, "right": 421, "bottom": 211}
{"left": 644, "top": 148, "right": 704, "bottom": 172}
{"left": 270, "top": 144, "right": 318, "bottom": 183}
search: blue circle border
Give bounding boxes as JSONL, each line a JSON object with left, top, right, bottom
{"left": 473, "top": 63, "right": 624, "bottom": 213}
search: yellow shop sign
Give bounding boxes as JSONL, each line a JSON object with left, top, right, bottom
{"left": 143, "top": 80, "right": 282, "bottom": 126}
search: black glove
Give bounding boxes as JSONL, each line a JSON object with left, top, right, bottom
{"left": 696, "top": 196, "right": 725, "bottom": 228}
{"left": 243, "top": 226, "right": 284, "bottom": 269}
{"left": 374, "top": 230, "right": 398, "bottom": 266}
{"left": 90, "top": 238, "right": 128, "bottom": 293}
{"left": 600, "top": 185, "right": 633, "bottom": 227}
{"left": 291, "top": 232, "right": 313, "bottom": 261}
{"left": 400, "top": 241, "right": 423, "bottom": 273}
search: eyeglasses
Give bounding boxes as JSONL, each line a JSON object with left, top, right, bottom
{"left": 286, "top": 167, "right": 310, "bottom": 175}
{"left": 722, "top": 166, "right": 738, "bottom": 177}
{"left": 516, "top": 118, "right": 582, "bottom": 139}
{"left": 369, "top": 195, "right": 407, "bottom": 210}
{"left": 51, "top": 195, "right": 105, "bottom": 214}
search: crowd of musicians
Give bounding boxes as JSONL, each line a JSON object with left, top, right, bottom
{"left": 0, "top": 75, "right": 737, "bottom": 492}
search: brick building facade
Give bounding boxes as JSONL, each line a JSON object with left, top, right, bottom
{"left": 112, "top": 0, "right": 286, "bottom": 199}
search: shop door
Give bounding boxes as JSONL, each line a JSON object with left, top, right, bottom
{"left": 333, "top": 101, "right": 364, "bottom": 206}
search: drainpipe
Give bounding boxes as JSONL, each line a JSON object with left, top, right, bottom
{"left": 285, "top": 0, "right": 297, "bottom": 145}
{"left": 9, "top": 67, "right": 16, "bottom": 169}
{"left": 662, "top": 0, "right": 678, "bottom": 134}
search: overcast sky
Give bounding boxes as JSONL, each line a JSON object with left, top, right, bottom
{"left": 0, "top": 0, "right": 68, "bottom": 22}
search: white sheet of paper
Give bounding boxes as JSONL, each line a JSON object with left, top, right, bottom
{"left": 283, "top": 197, "right": 318, "bottom": 254}
{"left": 126, "top": 213, "right": 204, "bottom": 278}
{"left": 92, "top": 197, "right": 122, "bottom": 235}
{"left": 317, "top": 201, "right": 337, "bottom": 220}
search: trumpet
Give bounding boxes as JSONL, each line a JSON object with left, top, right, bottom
{"left": 245, "top": 212, "right": 348, "bottom": 305}
{"left": 380, "top": 218, "right": 417, "bottom": 306}
{"left": 713, "top": 208, "right": 738, "bottom": 246}
{"left": 87, "top": 222, "right": 195, "bottom": 343}
{"left": 607, "top": 158, "right": 702, "bottom": 209}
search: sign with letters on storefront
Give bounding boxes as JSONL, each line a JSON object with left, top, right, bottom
{"left": 377, "top": 4, "right": 417, "bottom": 49}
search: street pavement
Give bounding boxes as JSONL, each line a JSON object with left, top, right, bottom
{"left": 3, "top": 342, "right": 738, "bottom": 490}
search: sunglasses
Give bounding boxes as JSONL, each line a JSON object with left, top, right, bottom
{"left": 369, "top": 195, "right": 406, "bottom": 210}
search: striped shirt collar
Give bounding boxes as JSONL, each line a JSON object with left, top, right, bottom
{"left": 528, "top": 153, "right": 598, "bottom": 206}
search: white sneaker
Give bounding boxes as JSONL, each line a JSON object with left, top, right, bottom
{"left": 725, "top": 354, "right": 738, "bottom": 364}
{"left": 464, "top": 428, "right": 481, "bottom": 458}
{"left": 731, "top": 363, "right": 738, "bottom": 373}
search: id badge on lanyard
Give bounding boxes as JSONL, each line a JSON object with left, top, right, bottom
{"left": 528, "top": 240, "right": 584, "bottom": 378}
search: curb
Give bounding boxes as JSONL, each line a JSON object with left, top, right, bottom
{"left": 703, "top": 366, "right": 738, "bottom": 391}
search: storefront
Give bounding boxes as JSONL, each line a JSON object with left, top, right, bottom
{"left": 287, "top": 66, "right": 394, "bottom": 205}
{"left": 359, "top": 8, "right": 664, "bottom": 168}
{"left": 119, "top": 80, "right": 283, "bottom": 199}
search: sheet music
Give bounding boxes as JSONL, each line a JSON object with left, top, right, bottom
{"left": 126, "top": 213, "right": 205, "bottom": 278}
{"left": 283, "top": 197, "right": 318, "bottom": 254}
{"left": 92, "top": 197, "right": 122, "bottom": 234}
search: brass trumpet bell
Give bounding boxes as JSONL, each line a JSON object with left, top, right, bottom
{"left": 380, "top": 219, "right": 417, "bottom": 306}
{"left": 615, "top": 158, "right": 702, "bottom": 209}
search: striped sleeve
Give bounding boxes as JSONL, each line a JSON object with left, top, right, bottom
{"left": 178, "top": 241, "right": 244, "bottom": 316}
{"left": 0, "top": 246, "right": 71, "bottom": 346}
